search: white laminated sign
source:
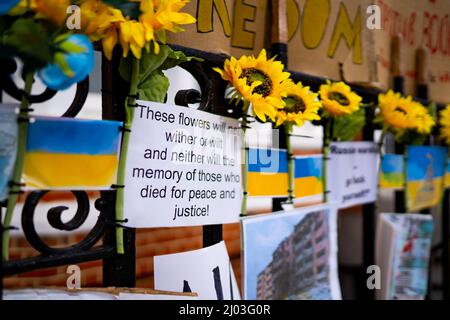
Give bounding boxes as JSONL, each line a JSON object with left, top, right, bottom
{"left": 327, "top": 141, "right": 378, "bottom": 209}
{"left": 123, "top": 101, "right": 242, "bottom": 227}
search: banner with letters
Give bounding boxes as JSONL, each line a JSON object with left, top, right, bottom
{"left": 169, "top": 0, "right": 450, "bottom": 102}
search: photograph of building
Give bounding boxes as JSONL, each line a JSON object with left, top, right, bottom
{"left": 253, "top": 210, "right": 332, "bottom": 300}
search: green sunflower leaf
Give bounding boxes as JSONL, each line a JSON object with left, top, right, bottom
{"left": 119, "top": 44, "right": 171, "bottom": 82}
{"left": 120, "top": 44, "right": 198, "bottom": 103}
{"left": 1, "top": 18, "right": 52, "bottom": 68}
{"left": 102, "top": 0, "right": 141, "bottom": 19}
{"left": 332, "top": 108, "right": 365, "bottom": 141}
{"left": 138, "top": 70, "right": 169, "bottom": 103}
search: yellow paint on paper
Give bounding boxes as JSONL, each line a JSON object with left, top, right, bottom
{"left": 407, "top": 178, "right": 443, "bottom": 212}
{"left": 294, "top": 176, "right": 323, "bottom": 198}
{"left": 248, "top": 172, "right": 288, "bottom": 197}
{"left": 24, "top": 152, "right": 118, "bottom": 189}
{"left": 445, "top": 173, "right": 450, "bottom": 188}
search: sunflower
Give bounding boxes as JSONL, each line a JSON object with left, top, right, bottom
{"left": 378, "top": 90, "right": 418, "bottom": 131}
{"left": 10, "top": 0, "right": 69, "bottom": 24}
{"left": 81, "top": 1, "right": 149, "bottom": 60}
{"left": 140, "top": 0, "right": 196, "bottom": 54}
{"left": 81, "top": 0, "right": 126, "bottom": 59}
{"left": 34, "top": 0, "right": 69, "bottom": 24}
{"left": 275, "top": 81, "right": 321, "bottom": 127}
{"left": 214, "top": 49, "right": 291, "bottom": 122}
{"left": 411, "top": 101, "right": 435, "bottom": 135}
{"left": 9, "top": 0, "right": 36, "bottom": 15}
{"left": 439, "top": 105, "right": 450, "bottom": 144}
{"left": 319, "top": 81, "right": 362, "bottom": 116}
{"left": 81, "top": 0, "right": 195, "bottom": 59}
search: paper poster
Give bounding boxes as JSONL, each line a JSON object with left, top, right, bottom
{"left": 0, "top": 104, "right": 18, "bottom": 201}
{"left": 445, "top": 160, "right": 450, "bottom": 189}
{"left": 23, "top": 117, "right": 122, "bottom": 190}
{"left": 406, "top": 145, "right": 447, "bottom": 212}
{"left": 248, "top": 148, "right": 288, "bottom": 198}
{"left": 294, "top": 155, "right": 323, "bottom": 203}
{"left": 241, "top": 204, "right": 341, "bottom": 300}
{"left": 327, "top": 142, "right": 378, "bottom": 209}
{"left": 123, "top": 101, "right": 242, "bottom": 228}
{"left": 379, "top": 154, "right": 404, "bottom": 189}
{"left": 154, "top": 241, "right": 241, "bottom": 300}
{"left": 3, "top": 288, "right": 198, "bottom": 300}
{"left": 376, "top": 213, "right": 434, "bottom": 300}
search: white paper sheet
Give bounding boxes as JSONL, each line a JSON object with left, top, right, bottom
{"left": 123, "top": 101, "right": 242, "bottom": 228}
{"left": 154, "top": 241, "right": 241, "bottom": 300}
{"left": 327, "top": 141, "right": 378, "bottom": 208}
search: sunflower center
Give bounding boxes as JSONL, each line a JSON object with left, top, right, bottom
{"left": 394, "top": 106, "right": 407, "bottom": 115}
{"left": 240, "top": 68, "right": 272, "bottom": 97}
{"left": 284, "top": 95, "right": 306, "bottom": 114}
{"left": 328, "top": 91, "right": 350, "bottom": 106}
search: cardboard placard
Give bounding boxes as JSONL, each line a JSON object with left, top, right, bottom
{"left": 169, "top": 1, "right": 450, "bottom": 102}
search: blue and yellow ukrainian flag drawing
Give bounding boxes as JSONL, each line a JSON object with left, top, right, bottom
{"left": 294, "top": 156, "right": 323, "bottom": 200}
{"left": 247, "top": 148, "right": 288, "bottom": 197}
{"left": 379, "top": 154, "right": 404, "bottom": 189}
{"left": 24, "top": 117, "right": 122, "bottom": 189}
{"left": 406, "top": 145, "right": 447, "bottom": 212}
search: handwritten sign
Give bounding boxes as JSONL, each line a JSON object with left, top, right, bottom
{"left": 169, "top": 1, "right": 450, "bottom": 102}
{"left": 327, "top": 141, "right": 378, "bottom": 209}
{"left": 123, "top": 101, "right": 242, "bottom": 228}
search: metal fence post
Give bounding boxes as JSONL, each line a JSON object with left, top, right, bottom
{"left": 443, "top": 189, "right": 450, "bottom": 299}
{"left": 362, "top": 99, "right": 376, "bottom": 300}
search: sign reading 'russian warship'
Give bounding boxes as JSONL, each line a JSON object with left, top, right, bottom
{"left": 327, "top": 141, "right": 378, "bottom": 208}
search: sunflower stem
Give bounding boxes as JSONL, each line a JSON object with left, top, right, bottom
{"left": 115, "top": 58, "right": 140, "bottom": 254}
{"left": 378, "top": 129, "right": 386, "bottom": 158}
{"left": 241, "top": 101, "right": 250, "bottom": 217}
{"left": 2, "top": 70, "right": 34, "bottom": 261}
{"left": 403, "top": 147, "right": 408, "bottom": 213}
{"left": 322, "top": 117, "right": 333, "bottom": 203}
{"left": 285, "top": 124, "right": 295, "bottom": 204}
